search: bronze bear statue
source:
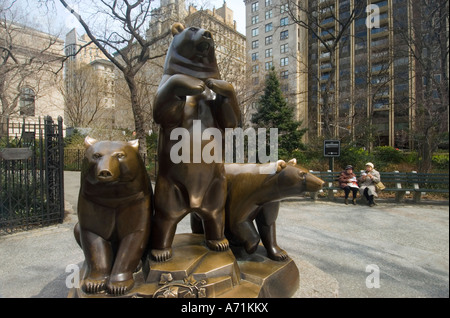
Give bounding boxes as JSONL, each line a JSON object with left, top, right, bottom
{"left": 74, "top": 137, "right": 152, "bottom": 295}
{"left": 150, "top": 23, "right": 240, "bottom": 262}
{"left": 191, "top": 159, "right": 324, "bottom": 261}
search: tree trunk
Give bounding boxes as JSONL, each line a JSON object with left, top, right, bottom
{"left": 418, "top": 132, "right": 433, "bottom": 173}
{"left": 125, "top": 75, "right": 147, "bottom": 155}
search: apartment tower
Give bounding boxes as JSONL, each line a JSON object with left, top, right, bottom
{"left": 244, "top": 0, "right": 309, "bottom": 132}
{"left": 246, "top": 0, "right": 448, "bottom": 149}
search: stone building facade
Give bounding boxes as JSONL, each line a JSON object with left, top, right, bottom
{"left": 0, "top": 21, "right": 65, "bottom": 129}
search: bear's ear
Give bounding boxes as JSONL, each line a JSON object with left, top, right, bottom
{"left": 128, "top": 139, "right": 139, "bottom": 151}
{"left": 84, "top": 136, "right": 97, "bottom": 149}
{"left": 276, "top": 160, "right": 287, "bottom": 172}
{"left": 171, "top": 22, "right": 185, "bottom": 36}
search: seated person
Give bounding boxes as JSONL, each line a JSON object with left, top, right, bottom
{"left": 338, "top": 165, "right": 359, "bottom": 205}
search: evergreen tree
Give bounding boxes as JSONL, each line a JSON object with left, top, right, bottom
{"left": 252, "top": 68, "right": 307, "bottom": 159}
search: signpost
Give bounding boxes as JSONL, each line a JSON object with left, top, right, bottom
{"left": 323, "top": 140, "right": 340, "bottom": 171}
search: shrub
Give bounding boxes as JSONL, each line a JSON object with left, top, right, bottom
{"left": 432, "top": 154, "right": 449, "bottom": 170}
{"left": 374, "top": 146, "right": 404, "bottom": 163}
{"left": 336, "top": 146, "right": 371, "bottom": 171}
{"left": 371, "top": 146, "right": 404, "bottom": 170}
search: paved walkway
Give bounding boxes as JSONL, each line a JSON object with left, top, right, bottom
{"left": 0, "top": 171, "right": 448, "bottom": 298}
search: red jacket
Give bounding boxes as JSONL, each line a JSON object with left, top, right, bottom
{"left": 338, "top": 170, "right": 357, "bottom": 189}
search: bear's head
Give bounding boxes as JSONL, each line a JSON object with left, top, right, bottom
{"left": 163, "top": 22, "right": 220, "bottom": 80}
{"left": 277, "top": 159, "right": 324, "bottom": 196}
{"left": 82, "top": 136, "right": 142, "bottom": 185}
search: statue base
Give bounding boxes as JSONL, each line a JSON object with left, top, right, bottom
{"left": 68, "top": 233, "right": 299, "bottom": 298}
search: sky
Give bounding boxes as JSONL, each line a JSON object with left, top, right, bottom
{"left": 56, "top": 0, "right": 247, "bottom": 36}
{"left": 208, "top": 0, "right": 246, "bottom": 34}
{"left": 5, "top": 0, "right": 246, "bottom": 37}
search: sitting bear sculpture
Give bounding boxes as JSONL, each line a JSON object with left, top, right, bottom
{"left": 74, "top": 137, "right": 152, "bottom": 295}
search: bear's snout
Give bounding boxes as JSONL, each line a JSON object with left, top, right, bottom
{"left": 95, "top": 157, "right": 120, "bottom": 182}
{"left": 305, "top": 173, "right": 325, "bottom": 192}
{"left": 98, "top": 169, "right": 113, "bottom": 179}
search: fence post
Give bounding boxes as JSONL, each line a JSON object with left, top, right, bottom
{"left": 58, "top": 116, "right": 65, "bottom": 221}
{"left": 44, "top": 116, "right": 64, "bottom": 224}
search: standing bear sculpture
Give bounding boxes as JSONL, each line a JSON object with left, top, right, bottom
{"left": 151, "top": 23, "right": 241, "bottom": 262}
{"left": 74, "top": 137, "right": 152, "bottom": 296}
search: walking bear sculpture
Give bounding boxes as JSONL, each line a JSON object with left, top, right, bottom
{"left": 151, "top": 22, "right": 241, "bottom": 262}
{"left": 191, "top": 159, "right": 324, "bottom": 261}
{"left": 74, "top": 137, "right": 152, "bottom": 295}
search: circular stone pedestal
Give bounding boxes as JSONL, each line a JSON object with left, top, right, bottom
{"left": 68, "top": 233, "right": 299, "bottom": 298}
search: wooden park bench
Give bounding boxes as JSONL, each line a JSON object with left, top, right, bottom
{"left": 309, "top": 170, "right": 449, "bottom": 203}
{"left": 309, "top": 170, "right": 341, "bottom": 200}
{"left": 380, "top": 171, "right": 449, "bottom": 202}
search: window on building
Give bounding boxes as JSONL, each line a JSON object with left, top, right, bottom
{"left": 265, "top": 35, "right": 273, "bottom": 45}
{"left": 280, "top": 30, "right": 289, "bottom": 40}
{"left": 280, "top": 17, "right": 289, "bottom": 26}
{"left": 372, "top": 37, "right": 388, "bottom": 47}
{"left": 374, "top": 0, "right": 388, "bottom": 8}
{"left": 321, "top": 62, "right": 332, "bottom": 70}
{"left": 281, "top": 70, "right": 289, "bottom": 79}
{"left": 265, "top": 10, "right": 273, "bottom": 19}
{"left": 372, "top": 63, "right": 387, "bottom": 73}
{"left": 265, "top": 61, "right": 273, "bottom": 70}
{"left": 395, "top": 83, "right": 408, "bottom": 92}
{"left": 355, "top": 17, "right": 366, "bottom": 27}
{"left": 252, "top": 52, "right": 259, "bottom": 61}
{"left": 265, "top": 23, "right": 273, "bottom": 32}
{"left": 373, "top": 100, "right": 389, "bottom": 109}
{"left": 265, "top": 48, "right": 273, "bottom": 58}
{"left": 280, "top": 3, "right": 288, "bottom": 13}
{"left": 252, "top": 40, "right": 259, "bottom": 49}
{"left": 355, "top": 76, "right": 365, "bottom": 85}
{"left": 252, "top": 65, "right": 259, "bottom": 73}
{"left": 265, "top": 0, "right": 272, "bottom": 6}
{"left": 394, "top": 57, "right": 408, "bottom": 66}
{"left": 280, "top": 57, "right": 289, "bottom": 66}
{"left": 19, "top": 87, "right": 35, "bottom": 116}
{"left": 251, "top": 2, "right": 259, "bottom": 12}
{"left": 280, "top": 43, "right": 289, "bottom": 54}
{"left": 321, "top": 72, "right": 330, "bottom": 81}
{"left": 252, "top": 15, "right": 259, "bottom": 24}
{"left": 321, "top": 28, "right": 334, "bottom": 37}
{"left": 252, "top": 28, "right": 259, "bottom": 37}
{"left": 320, "top": 51, "right": 330, "bottom": 59}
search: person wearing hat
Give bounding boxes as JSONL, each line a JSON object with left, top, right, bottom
{"left": 359, "top": 162, "right": 381, "bottom": 207}
{"left": 338, "top": 165, "right": 359, "bottom": 205}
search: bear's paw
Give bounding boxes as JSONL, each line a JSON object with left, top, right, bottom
{"left": 206, "top": 238, "right": 229, "bottom": 252}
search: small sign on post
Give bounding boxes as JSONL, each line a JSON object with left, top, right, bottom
{"left": 323, "top": 140, "right": 340, "bottom": 157}
{"left": 0, "top": 148, "right": 33, "bottom": 160}
{"left": 324, "top": 140, "right": 340, "bottom": 171}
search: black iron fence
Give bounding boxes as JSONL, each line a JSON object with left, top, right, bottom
{"left": 0, "top": 116, "right": 65, "bottom": 235}
{"left": 64, "top": 148, "right": 85, "bottom": 171}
